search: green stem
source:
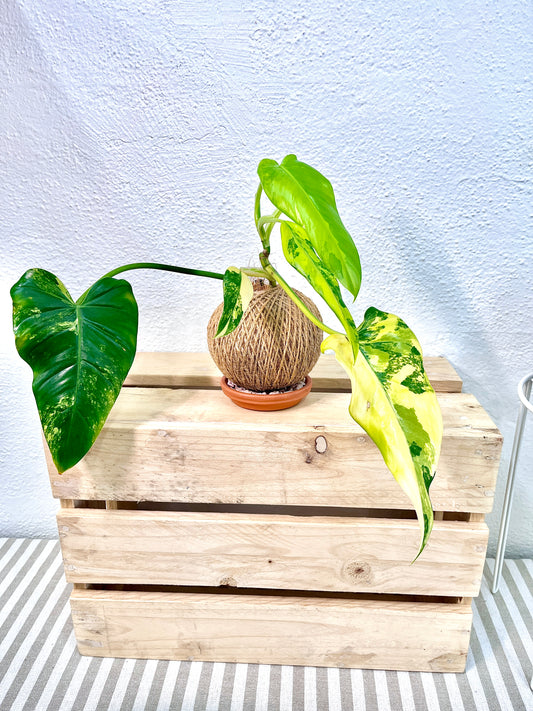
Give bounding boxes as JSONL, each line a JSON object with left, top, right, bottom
{"left": 263, "top": 264, "right": 339, "bottom": 336}
{"left": 257, "top": 215, "right": 287, "bottom": 231}
{"left": 255, "top": 184, "right": 268, "bottom": 250}
{"left": 241, "top": 267, "right": 271, "bottom": 279}
{"left": 101, "top": 262, "right": 225, "bottom": 281}
{"left": 254, "top": 183, "right": 283, "bottom": 287}
{"left": 264, "top": 210, "right": 281, "bottom": 242}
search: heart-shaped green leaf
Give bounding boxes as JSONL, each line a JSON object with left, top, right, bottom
{"left": 258, "top": 154, "right": 362, "bottom": 300}
{"left": 11, "top": 268, "right": 138, "bottom": 473}
{"left": 322, "top": 307, "right": 442, "bottom": 558}
{"left": 215, "top": 267, "right": 254, "bottom": 338}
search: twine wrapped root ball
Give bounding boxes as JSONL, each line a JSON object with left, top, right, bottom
{"left": 207, "top": 284, "right": 323, "bottom": 392}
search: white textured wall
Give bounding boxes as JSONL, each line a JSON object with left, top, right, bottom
{"left": 1, "top": 1, "right": 532, "bottom": 554}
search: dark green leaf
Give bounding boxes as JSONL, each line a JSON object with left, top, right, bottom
{"left": 258, "top": 154, "right": 362, "bottom": 299}
{"left": 11, "top": 268, "right": 138, "bottom": 472}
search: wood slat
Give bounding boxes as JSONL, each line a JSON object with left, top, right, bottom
{"left": 70, "top": 588, "right": 472, "bottom": 671}
{"left": 125, "top": 352, "right": 463, "bottom": 393}
{"left": 58, "top": 508, "right": 488, "bottom": 597}
{"left": 47, "top": 390, "right": 501, "bottom": 511}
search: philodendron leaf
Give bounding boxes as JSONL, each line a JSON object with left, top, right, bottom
{"left": 322, "top": 307, "right": 442, "bottom": 557}
{"left": 11, "top": 268, "right": 138, "bottom": 473}
{"left": 280, "top": 221, "right": 359, "bottom": 359}
{"left": 257, "top": 154, "right": 362, "bottom": 300}
{"left": 215, "top": 267, "right": 253, "bottom": 338}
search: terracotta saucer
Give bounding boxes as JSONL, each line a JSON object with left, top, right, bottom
{"left": 220, "top": 376, "right": 313, "bottom": 412}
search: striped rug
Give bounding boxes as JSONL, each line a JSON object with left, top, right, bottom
{"left": 0, "top": 539, "right": 531, "bottom": 711}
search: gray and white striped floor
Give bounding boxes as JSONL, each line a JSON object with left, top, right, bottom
{"left": 0, "top": 539, "right": 531, "bottom": 711}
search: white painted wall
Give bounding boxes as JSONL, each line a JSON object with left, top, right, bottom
{"left": 1, "top": 1, "right": 532, "bottom": 554}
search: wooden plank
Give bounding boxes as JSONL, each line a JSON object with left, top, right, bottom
{"left": 70, "top": 588, "right": 472, "bottom": 671}
{"left": 47, "top": 390, "right": 502, "bottom": 511}
{"left": 125, "top": 352, "right": 463, "bottom": 393}
{"left": 468, "top": 513, "right": 485, "bottom": 522}
{"left": 58, "top": 508, "right": 488, "bottom": 597}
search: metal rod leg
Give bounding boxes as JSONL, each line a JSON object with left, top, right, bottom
{"left": 492, "top": 379, "right": 532, "bottom": 594}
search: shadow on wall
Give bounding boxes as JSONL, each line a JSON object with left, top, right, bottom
{"left": 379, "top": 209, "right": 511, "bottom": 402}
{"left": 378, "top": 209, "right": 533, "bottom": 556}
{"left": 4, "top": 0, "right": 104, "bottom": 178}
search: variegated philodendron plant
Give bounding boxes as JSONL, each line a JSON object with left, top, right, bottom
{"left": 11, "top": 154, "right": 442, "bottom": 557}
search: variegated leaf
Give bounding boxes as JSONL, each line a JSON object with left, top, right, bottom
{"left": 215, "top": 267, "right": 254, "bottom": 338}
{"left": 321, "top": 307, "right": 442, "bottom": 557}
{"left": 280, "top": 221, "right": 358, "bottom": 358}
{"left": 11, "top": 268, "right": 138, "bottom": 473}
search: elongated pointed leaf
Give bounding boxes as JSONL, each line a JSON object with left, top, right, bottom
{"left": 280, "top": 221, "right": 358, "bottom": 358}
{"left": 215, "top": 267, "right": 254, "bottom": 338}
{"left": 258, "top": 154, "right": 362, "bottom": 299}
{"left": 11, "top": 268, "right": 138, "bottom": 473}
{"left": 321, "top": 307, "right": 442, "bottom": 557}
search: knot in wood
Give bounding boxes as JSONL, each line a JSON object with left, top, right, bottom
{"left": 344, "top": 561, "right": 373, "bottom": 584}
{"left": 219, "top": 576, "right": 237, "bottom": 587}
{"left": 315, "top": 436, "right": 327, "bottom": 454}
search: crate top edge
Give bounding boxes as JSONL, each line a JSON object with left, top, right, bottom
{"left": 124, "top": 352, "right": 463, "bottom": 393}
{"left": 87, "top": 388, "right": 501, "bottom": 442}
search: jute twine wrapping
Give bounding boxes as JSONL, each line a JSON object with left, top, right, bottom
{"left": 207, "top": 285, "right": 323, "bottom": 392}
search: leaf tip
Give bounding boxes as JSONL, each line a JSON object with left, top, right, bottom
{"left": 214, "top": 323, "right": 229, "bottom": 339}
{"left": 411, "top": 510, "right": 434, "bottom": 563}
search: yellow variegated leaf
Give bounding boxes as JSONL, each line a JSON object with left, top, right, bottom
{"left": 280, "top": 221, "right": 358, "bottom": 359}
{"left": 215, "top": 267, "right": 253, "bottom": 338}
{"left": 321, "top": 307, "right": 443, "bottom": 557}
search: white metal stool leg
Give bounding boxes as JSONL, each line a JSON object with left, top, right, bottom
{"left": 492, "top": 375, "right": 532, "bottom": 593}
{"left": 490, "top": 373, "right": 533, "bottom": 691}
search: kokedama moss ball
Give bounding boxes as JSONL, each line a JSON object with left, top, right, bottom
{"left": 207, "top": 284, "right": 323, "bottom": 392}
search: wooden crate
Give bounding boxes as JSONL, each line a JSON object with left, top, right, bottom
{"left": 46, "top": 353, "right": 502, "bottom": 672}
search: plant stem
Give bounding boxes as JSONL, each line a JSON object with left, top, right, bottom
{"left": 263, "top": 264, "right": 339, "bottom": 336}
{"left": 257, "top": 214, "right": 287, "bottom": 231}
{"left": 258, "top": 249, "right": 277, "bottom": 284}
{"left": 101, "top": 262, "right": 225, "bottom": 281}
{"left": 255, "top": 185, "right": 269, "bottom": 251}
{"left": 241, "top": 267, "right": 271, "bottom": 279}
{"left": 264, "top": 210, "right": 281, "bottom": 242}
{"left": 255, "top": 183, "right": 284, "bottom": 287}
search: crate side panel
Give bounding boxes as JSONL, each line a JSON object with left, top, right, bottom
{"left": 70, "top": 589, "right": 472, "bottom": 671}
{"left": 58, "top": 509, "right": 488, "bottom": 597}
{"left": 48, "top": 392, "right": 501, "bottom": 511}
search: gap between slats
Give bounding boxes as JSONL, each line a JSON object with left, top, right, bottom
{"left": 62, "top": 500, "right": 484, "bottom": 523}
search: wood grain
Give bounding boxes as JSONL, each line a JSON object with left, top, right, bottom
{"left": 70, "top": 588, "right": 472, "bottom": 671}
{"left": 58, "top": 508, "right": 488, "bottom": 597}
{"left": 125, "top": 352, "right": 463, "bottom": 393}
{"left": 47, "top": 390, "right": 501, "bottom": 511}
